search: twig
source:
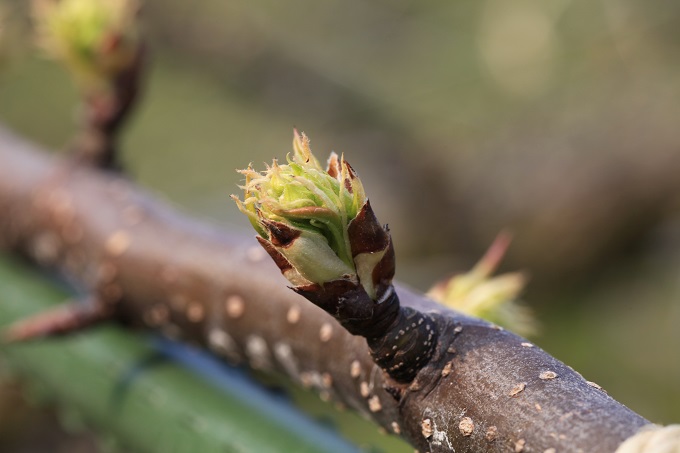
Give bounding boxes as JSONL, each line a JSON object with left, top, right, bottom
{"left": 70, "top": 45, "right": 145, "bottom": 172}
{"left": 2, "top": 296, "right": 111, "bottom": 343}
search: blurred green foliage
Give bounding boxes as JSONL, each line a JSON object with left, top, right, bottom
{"left": 0, "top": 255, "right": 369, "bottom": 453}
{"left": 0, "top": 0, "right": 679, "bottom": 450}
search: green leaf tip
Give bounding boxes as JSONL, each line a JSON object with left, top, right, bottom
{"left": 32, "top": 0, "right": 141, "bottom": 92}
{"left": 233, "top": 130, "right": 392, "bottom": 300}
{"left": 427, "top": 232, "right": 538, "bottom": 337}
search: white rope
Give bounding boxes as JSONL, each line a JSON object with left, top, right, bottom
{"left": 616, "top": 424, "right": 680, "bottom": 453}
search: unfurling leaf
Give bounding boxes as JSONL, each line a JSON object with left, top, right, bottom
{"left": 427, "top": 232, "right": 537, "bottom": 337}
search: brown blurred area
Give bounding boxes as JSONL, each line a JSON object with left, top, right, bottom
{"left": 0, "top": 367, "right": 102, "bottom": 453}
{"left": 1, "top": 0, "right": 679, "bottom": 451}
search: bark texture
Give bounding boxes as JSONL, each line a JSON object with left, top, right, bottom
{"left": 0, "top": 126, "right": 650, "bottom": 452}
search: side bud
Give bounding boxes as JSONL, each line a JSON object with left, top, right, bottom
{"left": 32, "top": 0, "right": 141, "bottom": 93}
{"left": 427, "top": 232, "right": 537, "bottom": 337}
{"left": 33, "top": 0, "right": 145, "bottom": 171}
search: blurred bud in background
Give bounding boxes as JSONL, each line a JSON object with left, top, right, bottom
{"left": 32, "top": 0, "right": 141, "bottom": 94}
{"left": 428, "top": 233, "right": 536, "bottom": 338}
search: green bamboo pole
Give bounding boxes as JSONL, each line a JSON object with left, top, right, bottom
{"left": 0, "top": 254, "right": 359, "bottom": 453}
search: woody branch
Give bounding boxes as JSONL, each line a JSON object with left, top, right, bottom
{"left": 0, "top": 125, "right": 651, "bottom": 452}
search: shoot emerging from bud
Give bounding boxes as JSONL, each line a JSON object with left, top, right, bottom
{"left": 427, "top": 232, "right": 537, "bottom": 337}
{"left": 233, "top": 130, "right": 392, "bottom": 302}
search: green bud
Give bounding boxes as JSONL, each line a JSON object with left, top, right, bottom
{"left": 427, "top": 233, "right": 537, "bottom": 337}
{"left": 33, "top": 0, "right": 140, "bottom": 92}
{"left": 233, "top": 130, "right": 392, "bottom": 300}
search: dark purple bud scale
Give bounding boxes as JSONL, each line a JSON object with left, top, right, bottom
{"left": 256, "top": 236, "right": 294, "bottom": 273}
{"left": 347, "top": 201, "right": 390, "bottom": 257}
{"left": 295, "top": 280, "right": 437, "bottom": 384}
{"left": 259, "top": 219, "right": 301, "bottom": 247}
{"left": 293, "top": 280, "right": 395, "bottom": 336}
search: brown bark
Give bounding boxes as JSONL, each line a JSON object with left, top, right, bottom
{"left": 71, "top": 46, "right": 145, "bottom": 172}
{"left": 0, "top": 125, "right": 649, "bottom": 452}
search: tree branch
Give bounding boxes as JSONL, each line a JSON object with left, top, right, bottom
{"left": 0, "top": 125, "right": 650, "bottom": 452}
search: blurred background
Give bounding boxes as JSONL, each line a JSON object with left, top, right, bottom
{"left": 1, "top": 0, "right": 679, "bottom": 451}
